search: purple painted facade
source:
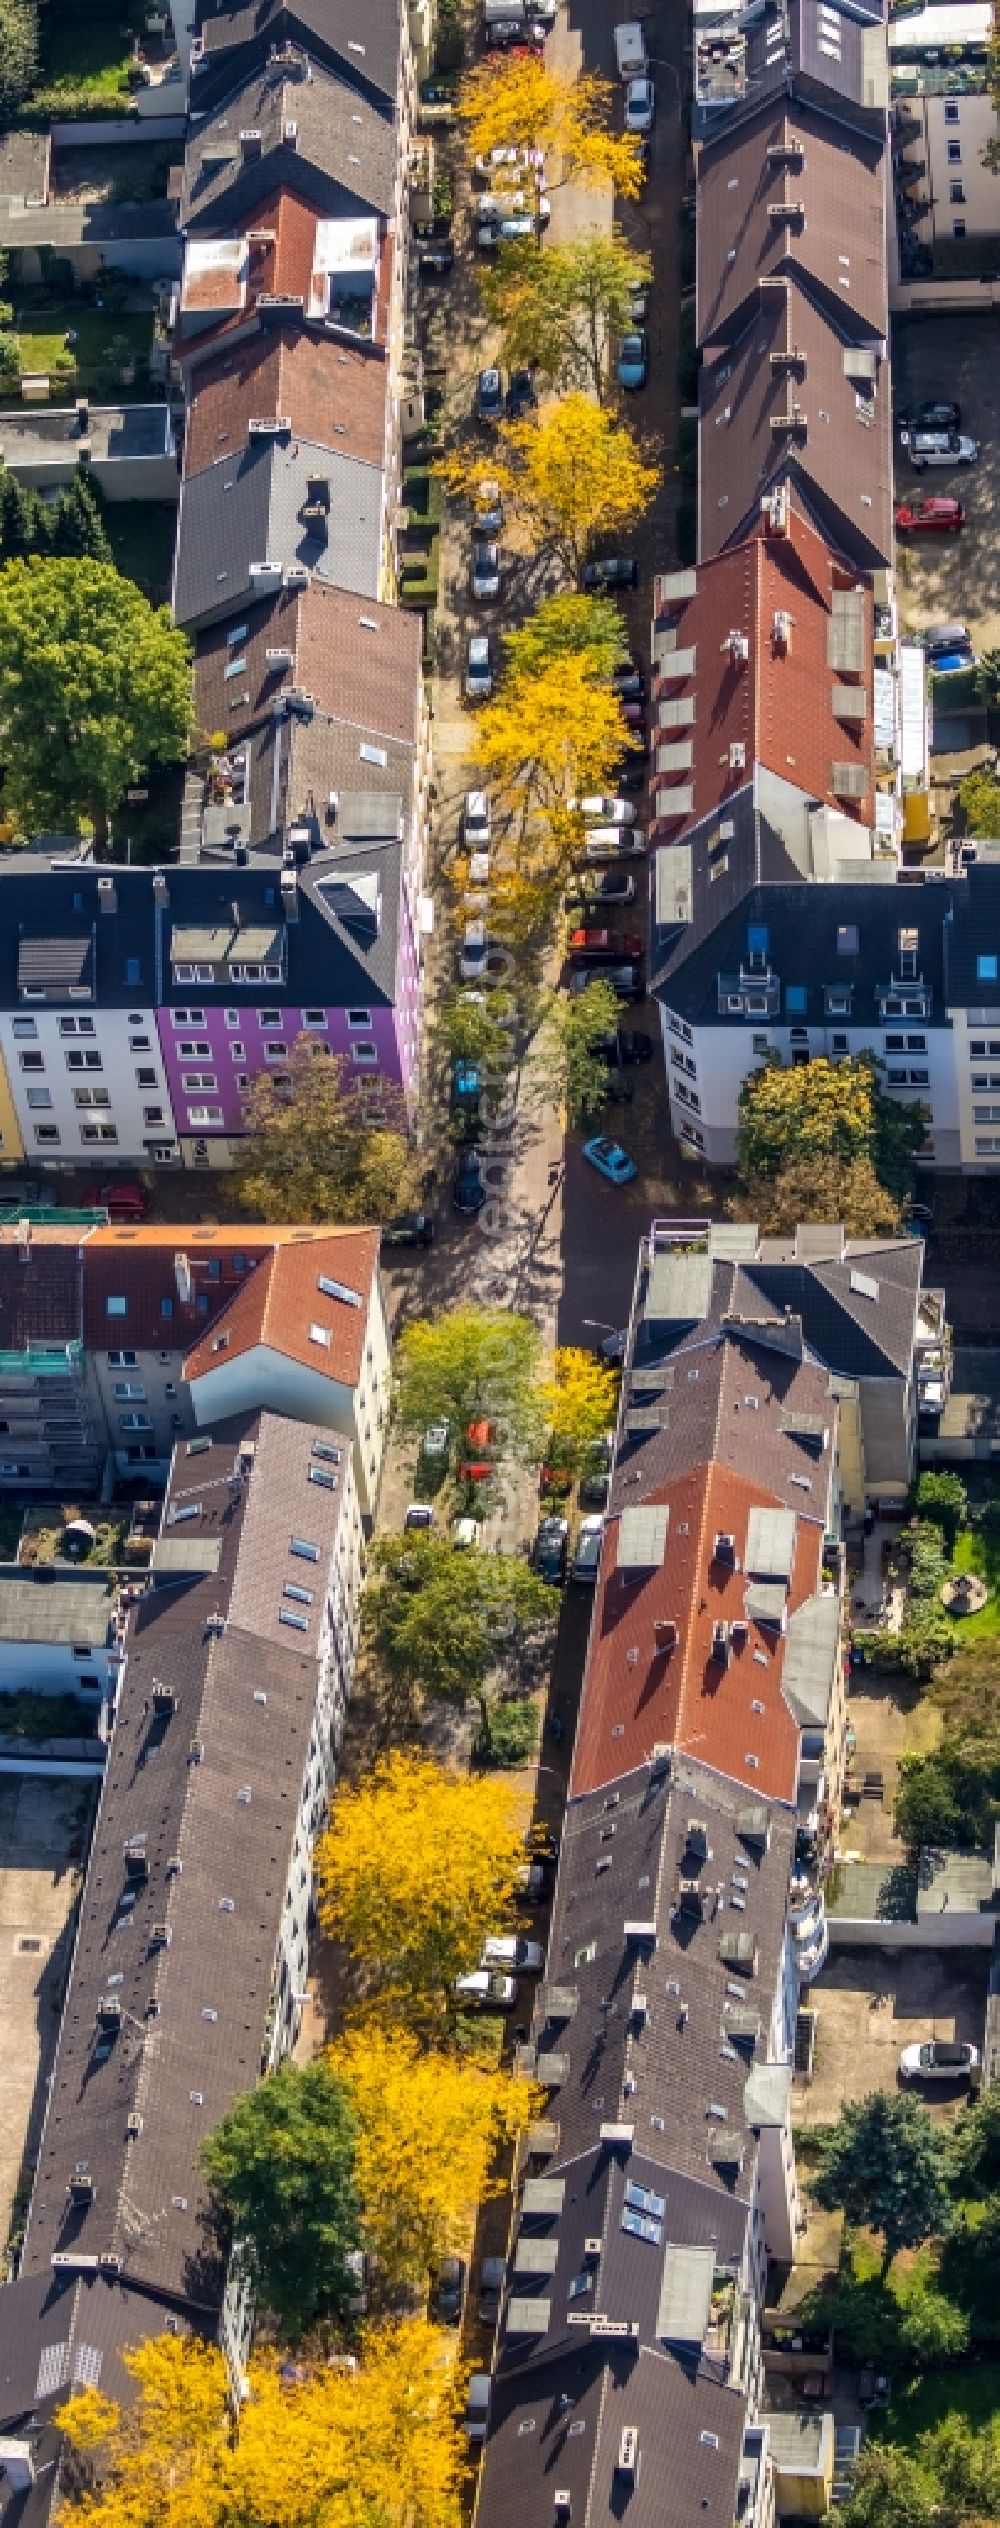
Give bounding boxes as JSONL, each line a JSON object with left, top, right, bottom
{"left": 155, "top": 1002, "right": 408, "bottom": 1141}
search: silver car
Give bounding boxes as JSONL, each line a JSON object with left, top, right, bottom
{"left": 904, "top": 430, "right": 979, "bottom": 468}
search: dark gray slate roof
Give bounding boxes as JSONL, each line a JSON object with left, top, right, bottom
{"left": 172, "top": 435, "right": 382, "bottom": 627}
{"left": 482, "top": 2338, "right": 748, "bottom": 2528}
{"left": 193, "top": 0, "right": 402, "bottom": 115}
{"left": 944, "top": 862, "right": 1000, "bottom": 1010}
{"left": 0, "top": 2270, "right": 203, "bottom": 2528}
{"left": 653, "top": 854, "right": 951, "bottom": 1037}
{"left": 182, "top": 57, "right": 395, "bottom": 230}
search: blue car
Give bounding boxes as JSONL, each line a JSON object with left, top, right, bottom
{"left": 931, "top": 649, "right": 976, "bottom": 675}
{"left": 453, "top": 1149, "right": 487, "bottom": 1213}
{"left": 452, "top": 1059, "right": 481, "bottom": 1106}
{"left": 583, "top": 1136, "right": 638, "bottom": 1186}
{"left": 617, "top": 331, "right": 648, "bottom": 391}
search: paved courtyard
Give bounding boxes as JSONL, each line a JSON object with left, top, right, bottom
{"left": 796, "top": 1946, "right": 989, "bottom": 2129}
{"left": 0, "top": 1778, "right": 92, "bottom": 2260}
{"left": 893, "top": 311, "right": 1000, "bottom": 654}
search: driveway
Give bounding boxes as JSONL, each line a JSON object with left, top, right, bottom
{"left": 893, "top": 313, "right": 1000, "bottom": 653}
{"left": 796, "top": 1946, "right": 988, "bottom": 2128}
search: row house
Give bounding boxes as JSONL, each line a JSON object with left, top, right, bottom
{"left": 0, "top": 1218, "right": 390, "bottom": 1517}
{"left": 473, "top": 1241, "right": 872, "bottom": 2528}
{"left": 890, "top": 4, "right": 1000, "bottom": 297}
{"left": 0, "top": 1403, "right": 368, "bottom": 2528}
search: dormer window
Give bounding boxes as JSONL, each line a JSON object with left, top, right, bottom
{"left": 786, "top": 986, "right": 807, "bottom": 1014}
{"left": 746, "top": 923, "right": 769, "bottom": 969}
{"left": 897, "top": 927, "right": 919, "bottom": 980}
{"left": 978, "top": 954, "right": 998, "bottom": 983}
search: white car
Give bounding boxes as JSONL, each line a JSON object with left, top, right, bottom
{"left": 461, "top": 919, "right": 489, "bottom": 981}
{"left": 905, "top": 430, "right": 979, "bottom": 468}
{"left": 465, "top": 634, "right": 493, "bottom": 700}
{"left": 403, "top": 1503, "right": 436, "bottom": 1530}
{"left": 454, "top": 1968, "right": 517, "bottom": 2007}
{"left": 899, "top": 2039, "right": 980, "bottom": 2081}
{"left": 626, "top": 75, "right": 655, "bottom": 131}
{"left": 482, "top": 1934, "right": 545, "bottom": 1971}
{"left": 451, "top": 1515, "right": 482, "bottom": 1549}
{"left": 584, "top": 825, "right": 647, "bottom": 857}
{"left": 471, "top": 537, "right": 501, "bottom": 601}
{"left": 464, "top": 788, "right": 491, "bottom": 846}
{"left": 571, "top": 1513, "right": 605, "bottom": 1583}
{"left": 570, "top": 795, "right": 636, "bottom": 825}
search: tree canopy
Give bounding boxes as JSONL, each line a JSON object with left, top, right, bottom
{"left": 479, "top": 230, "right": 652, "bottom": 401}
{"left": 0, "top": 467, "right": 110, "bottom": 567}
{"left": 394, "top": 1303, "right": 542, "bottom": 1464}
{"left": 58, "top": 2323, "right": 466, "bottom": 2528}
{"left": 535, "top": 976, "right": 625, "bottom": 1122}
{"left": 892, "top": 1637, "right": 1000, "bottom": 1844}
{"left": 502, "top": 590, "right": 629, "bottom": 685}
{"left": 812, "top": 2090, "right": 953, "bottom": 2271}
{"left": 958, "top": 768, "right": 1000, "bottom": 839}
{"left": 363, "top": 1529, "right": 556, "bottom": 1726}
{"left": 839, "top": 2414, "right": 1000, "bottom": 2528}
{"left": 0, "top": 556, "right": 191, "bottom": 841}
{"left": 737, "top": 1053, "right": 926, "bottom": 1202}
{"left": 233, "top": 1033, "right": 414, "bottom": 1223}
{"left": 538, "top": 1346, "right": 619, "bottom": 1472}
{"left": 316, "top": 1752, "right": 526, "bottom": 2022}
{"left": 0, "top": 0, "right": 37, "bottom": 116}
{"left": 199, "top": 2059, "right": 361, "bottom": 2339}
{"left": 737, "top": 1151, "right": 902, "bottom": 1239}
{"left": 459, "top": 54, "right": 644, "bottom": 197}
{"left": 490, "top": 395, "right": 659, "bottom": 581}
{"left": 329, "top": 2024, "right": 536, "bottom": 2284}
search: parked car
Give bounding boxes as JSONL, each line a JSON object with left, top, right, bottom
{"left": 477, "top": 2260, "right": 506, "bottom": 2326}
{"left": 465, "top": 2376, "right": 492, "bottom": 2442}
{"left": 628, "top": 279, "right": 650, "bottom": 324}
{"left": 569, "top": 795, "right": 636, "bottom": 824}
{"left": 914, "top": 398, "right": 962, "bottom": 430}
{"left": 930, "top": 649, "right": 978, "bottom": 675}
{"left": 620, "top": 696, "right": 647, "bottom": 728}
{"left": 100, "top": 1180, "right": 150, "bottom": 1219}
{"left": 583, "top": 825, "right": 647, "bottom": 858}
{"left": 474, "top": 210, "right": 502, "bottom": 250}
{"left": 922, "top": 622, "right": 971, "bottom": 656}
{"left": 403, "top": 1503, "right": 436, "bottom": 1531}
{"left": 572, "top": 1513, "right": 606, "bottom": 1581}
{"left": 506, "top": 367, "right": 537, "bottom": 418}
{"left": 894, "top": 495, "right": 965, "bottom": 534}
{"left": 454, "top": 1968, "right": 517, "bottom": 2008}
{"left": 534, "top": 1513, "right": 569, "bottom": 1583}
{"left": 482, "top": 1934, "right": 545, "bottom": 1971}
{"left": 382, "top": 1209, "right": 435, "bottom": 1249}
{"left": 0, "top": 1177, "right": 41, "bottom": 1211}
{"left": 429, "top": 2258, "right": 468, "bottom": 2325}
{"left": 617, "top": 330, "right": 648, "bottom": 390}
{"left": 460, "top": 918, "right": 489, "bottom": 981}
{"left": 612, "top": 665, "right": 646, "bottom": 700}
{"left": 570, "top": 962, "right": 643, "bottom": 1000}
{"left": 419, "top": 243, "right": 454, "bottom": 278}
{"left": 625, "top": 75, "right": 655, "bottom": 129}
{"left": 582, "top": 555, "right": 639, "bottom": 590}
{"left": 465, "top": 633, "right": 494, "bottom": 699}
{"left": 904, "top": 429, "right": 979, "bottom": 467}
{"left": 582, "top": 1135, "right": 638, "bottom": 1183}
{"left": 476, "top": 366, "right": 504, "bottom": 423}
{"left": 899, "top": 2039, "right": 980, "bottom": 2082}
{"left": 603, "top": 1065, "right": 635, "bottom": 1104}
{"left": 569, "top": 926, "right": 644, "bottom": 962}
{"left": 422, "top": 1419, "right": 451, "bottom": 1460}
{"left": 452, "top": 1056, "right": 481, "bottom": 1114}
{"left": 567, "top": 868, "right": 637, "bottom": 907}
{"left": 451, "top": 1513, "right": 482, "bottom": 1548}
{"left": 473, "top": 479, "right": 504, "bottom": 534}
{"left": 471, "top": 536, "right": 501, "bottom": 601}
{"left": 453, "top": 1148, "right": 487, "bottom": 1213}
{"left": 463, "top": 787, "right": 491, "bottom": 846}
{"left": 615, "top": 754, "right": 648, "bottom": 793}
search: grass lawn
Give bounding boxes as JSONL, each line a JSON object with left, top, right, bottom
{"left": 102, "top": 502, "right": 176, "bottom": 606}
{"left": 9, "top": 308, "right": 154, "bottom": 385}
{"left": 945, "top": 1525, "right": 1000, "bottom": 1638}
{"left": 874, "top": 2362, "right": 1000, "bottom": 2445}
{"left": 26, "top": 0, "right": 135, "bottom": 115}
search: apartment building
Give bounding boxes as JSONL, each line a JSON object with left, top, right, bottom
{"left": 0, "top": 1566, "right": 121, "bottom": 1711}
{"left": 891, "top": 3, "right": 1000, "bottom": 293}
{"left": 473, "top": 1241, "right": 870, "bottom": 2528}
{"left": 0, "top": 1404, "right": 366, "bottom": 2525}
{"left": 0, "top": 1219, "right": 390, "bottom": 1515}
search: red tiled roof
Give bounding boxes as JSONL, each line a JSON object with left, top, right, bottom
{"left": 184, "top": 1228, "right": 380, "bottom": 1388}
{"left": 183, "top": 321, "right": 388, "bottom": 479}
{"left": 82, "top": 1223, "right": 373, "bottom": 1361}
{"left": 652, "top": 496, "right": 872, "bottom": 838}
{"left": 571, "top": 1461, "right": 823, "bottom": 1805}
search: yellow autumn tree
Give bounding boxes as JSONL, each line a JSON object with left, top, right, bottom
{"left": 472, "top": 651, "right": 630, "bottom": 830}
{"left": 330, "top": 2023, "right": 538, "bottom": 2284}
{"left": 59, "top": 2324, "right": 465, "bottom": 2528}
{"left": 459, "top": 54, "right": 644, "bottom": 198}
{"left": 316, "top": 1751, "right": 525, "bottom": 2022}
{"left": 498, "top": 396, "right": 659, "bottom": 581}
{"left": 538, "top": 1346, "right": 620, "bottom": 1473}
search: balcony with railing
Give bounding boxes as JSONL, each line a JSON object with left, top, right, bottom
{"left": 787, "top": 1874, "right": 829, "bottom": 1981}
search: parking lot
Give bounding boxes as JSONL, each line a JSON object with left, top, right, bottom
{"left": 796, "top": 1946, "right": 988, "bottom": 2130}
{"left": 0, "top": 1778, "right": 92, "bottom": 2256}
{"left": 893, "top": 312, "right": 1000, "bottom": 653}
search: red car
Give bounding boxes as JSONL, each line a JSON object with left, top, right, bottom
{"left": 895, "top": 495, "right": 965, "bottom": 535}
{"left": 569, "top": 928, "right": 644, "bottom": 961}
{"left": 99, "top": 1180, "right": 150, "bottom": 1219}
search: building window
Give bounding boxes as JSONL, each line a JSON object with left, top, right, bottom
{"left": 119, "top": 1412, "right": 153, "bottom": 1433}
{"left": 143, "top": 1106, "right": 165, "bottom": 1126}
{"left": 34, "top": 1125, "right": 60, "bottom": 1144}
{"left": 182, "top": 1072, "right": 217, "bottom": 1092}
{"left": 135, "top": 1067, "right": 157, "bottom": 1088}
{"left": 786, "top": 987, "right": 807, "bottom": 1013}
{"left": 187, "top": 1105, "right": 223, "bottom": 1126}
{"left": 177, "top": 1040, "right": 210, "bottom": 1059}
{"left": 107, "top": 1348, "right": 137, "bottom": 1366}
{"left": 953, "top": 219, "right": 967, "bottom": 237}
{"left": 351, "top": 1043, "right": 378, "bottom": 1065}
{"left": 347, "top": 1009, "right": 372, "bottom": 1029}
{"left": 263, "top": 1041, "right": 287, "bottom": 1059}
{"left": 832, "top": 1034, "right": 849, "bottom": 1053}
{"left": 172, "top": 1009, "right": 205, "bottom": 1027}
{"left": 59, "top": 1017, "right": 95, "bottom": 1037}
{"left": 81, "top": 1124, "right": 118, "bottom": 1143}
{"left": 65, "top": 1050, "right": 102, "bottom": 1071}
{"left": 130, "top": 1035, "right": 151, "bottom": 1052}
{"left": 74, "top": 1088, "right": 110, "bottom": 1109}
{"left": 160, "top": 1297, "right": 173, "bottom": 1319}
{"left": 229, "top": 1042, "right": 246, "bottom": 1061}
{"left": 25, "top": 1087, "right": 51, "bottom": 1109}
{"left": 173, "top": 964, "right": 214, "bottom": 985}
{"left": 124, "top": 958, "right": 142, "bottom": 986}
{"left": 944, "top": 98, "right": 960, "bottom": 120}
{"left": 113, "top": 1382, "right": 146, "bottom": 1402}
{"left": 18, "top": 1051, "right": 44, "bottom": 1071}
{"left": 11, "top": 1019, "right": 36, "bottom": 1038}
{"left": 978, "top": 955, "right": 998, "bottom": 983}
{"left": 947, "top": 138, "right": 962, "bottom": 161}
{"left": 303, "top": 1010, "right": 325, "bottom": 1027}
{"left": 258, "top": 1010, "right": 280, "bottom": 1028}
{"left": 950, "top": 181, "right": 966, "bottom": 203}
{"left": 106, "top": 1298, "right": 128, "bottom": 1318}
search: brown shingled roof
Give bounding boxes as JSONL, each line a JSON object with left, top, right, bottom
{"left": 698, "top": 283, "right": 893, "bottom": 570}
{"left": 697, "top": 100, "right": 886, "bottom": 347}
{"left": 183, "top": 1227, "right": 379, "bottom": 1388}
{"left": 194, "top": 577, "right": 422, "bottom": 756}
{"left": 184, "top": 322, "right": 388, "bottom": 479}
{"left": 652, "top": 499, "right": 873, "bottom": 837}
{"left": 82, "top": 1224, "right": 369, "bottom": 1356}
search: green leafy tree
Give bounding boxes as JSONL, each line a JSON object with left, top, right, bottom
{"left": 536, "top": 977, "right": 621, "bottom": 1125}
{"left": 896, "top": 2282, "right": 969, "bottom": 2364}
{"left": 364, "top": 1531, "right": 556, "bottom": 1732}
{"left": 812, "top": 2090, "right": 953, "bottom": 2272}
{"left": 958, "top": 769, "right": 1000, "bottom": 838}
{"left": 912, "top": 1470, "right": 968, "bottom": 1548}
{"left": 0, "top": 556, "right": 191, "bottom": 842}
{"left": 837, "top": 2441, "right": 941, "bottom": 2528}
{"left": 480, "top": 229, "right": 652, "bottom": 402}
{"left": 233, "top": 1034, "right": 414, "bottom": 1225}
{"left": 199, "top": 2060, "right": 361, "bottom": 2340}
{"left": 737, "top": 1152, "right": 902, "bottom": 1239}
{"left": 0, "top": 0, "right": 37, "bottom": 116}
{"left": 394, "top": 1305, "right": 543, "bottom": 1466}
{"left": 894, "top": 1747, "right": 987, "bottom": 1847}
{"left": 867, "top": 1604, "right": 955, "bottom": 1683}
{"left": 941, "top": 2199, "right": 1000, "bottom": 2340}
{"left": 502, "top": 590, "right": 629, "bottom": 685}
{"left": 0, "top": 469, "right": 41, "bottom": 561}
{"left": 433, "top": 985, "right": 516, "bottom": 1082}
{"left": 737, "top": 1052, "right": 926, "bottom": 1203}
{"left": 48, "top": 472, "right": 111, "bottom": 563}
{"left": 950, "top": 2089, "right": 1000, "bottom": 2196}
